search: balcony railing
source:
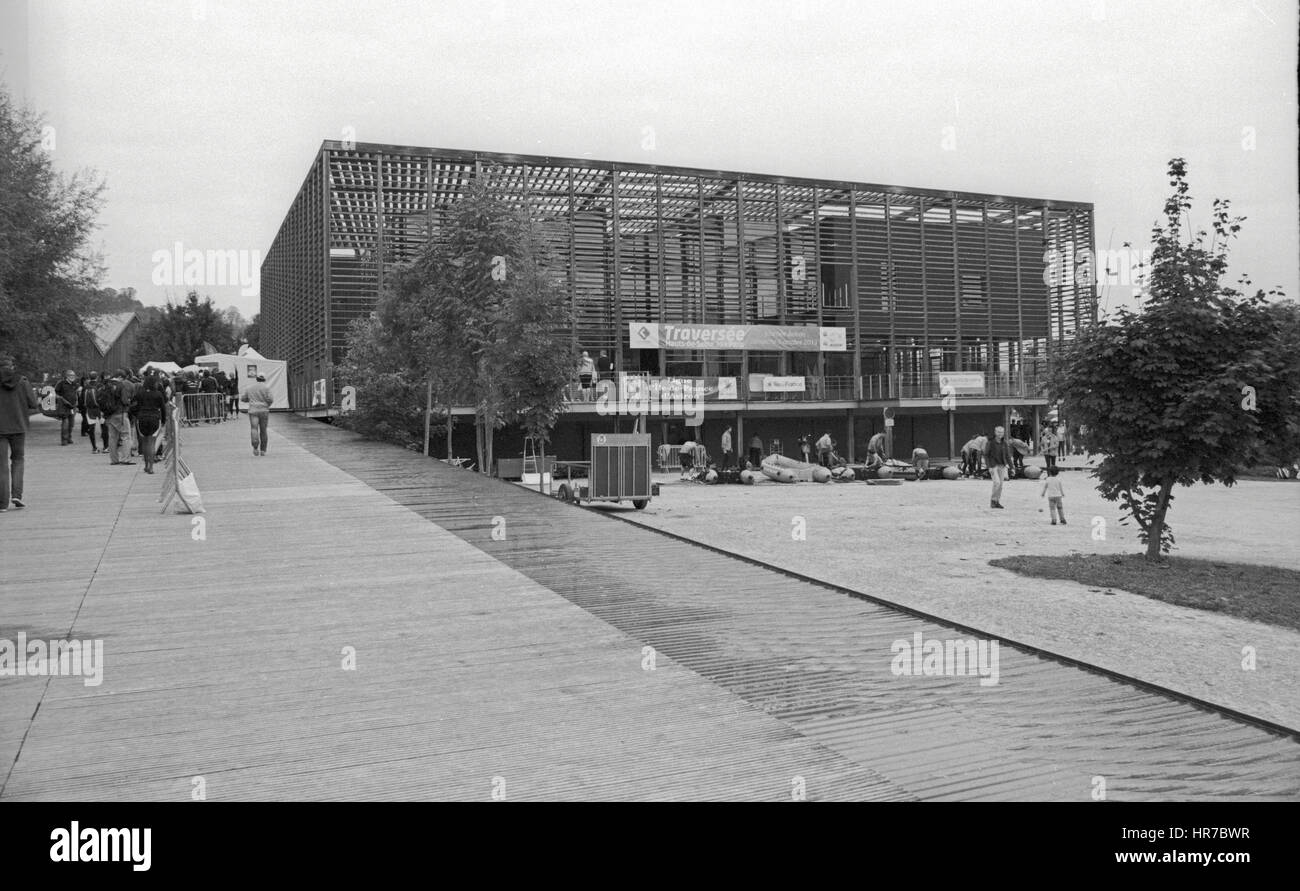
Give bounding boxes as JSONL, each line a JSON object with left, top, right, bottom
{"left": 561, "top": 370, "right": 1050, "bottom": 405}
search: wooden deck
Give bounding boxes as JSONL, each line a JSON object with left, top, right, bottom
{"left": 0, "top": 416, "right": 906, "bottom": 801}
{"left": 3, "top": 413, "right": 1298, "bottom": 801}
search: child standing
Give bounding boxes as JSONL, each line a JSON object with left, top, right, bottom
{"left": 1041, "top": 466, "right": 1066, "bottom": 525}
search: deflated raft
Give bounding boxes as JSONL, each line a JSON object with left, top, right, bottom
{"left": 760, "top": 454, "right": 831, "bottom": 483}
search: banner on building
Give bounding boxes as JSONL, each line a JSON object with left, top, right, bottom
{"left": 937, "top": 371, "right": 986, "bottom": 395}
{"left": 749, "top": 375, "right": 806, "bottom": 393}
{"left": 629, "top": 323, "right": 847, "bottom": 352}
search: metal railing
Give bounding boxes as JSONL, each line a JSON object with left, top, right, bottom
{"left": 178, "top": 393, "right": 229, "bottom": 426}
{"left": 560, "top": 370, "right": 1050, "bottom": 405}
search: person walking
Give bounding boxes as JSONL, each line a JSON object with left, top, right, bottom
{"left": 118, "top": 370, "right": 140, "bottom": 457}
{"left": 241, "top": 373, "right": 275, "bottom": 456}
{"left": 54, "top": 369, "right": 80, "bottom": 445}
{"left": 748, "top": 433, "right": 763, "bottom": 468}
{"left": 720, "top": 426, "right": 734, "bottom": 470}
{"left": 81, "top": 372, "right": 108, "bottom": 454}
{"left": 102, "top": 371, "right": 134, "bottom": 466}
{"left": 1040, "top": 465, "right": 1067, "bottom": 525}
{"left": 1040, "top": 427, "right": 1057, "bottom": 470}
{"left": 596, "top": 350, "right": 612, "bottom": 382}
{"left": 130, "top": 377, "right": 167, "bottom": 474}
{"left": 0, "top": 354, "right": 41, "bottom": 511}
{"left": 984, "top": 425, "right": 1012, "bottom": 509}
{"left": 798, "top": 435, "right": 811, "bottom": 464}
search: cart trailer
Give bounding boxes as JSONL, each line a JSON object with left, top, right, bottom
{"left": 556, "top": 433, "right": 659, "bottom": 509}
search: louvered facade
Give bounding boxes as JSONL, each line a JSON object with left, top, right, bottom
{"left": 263, "top": 141, "right": 1094, "bottom": 457}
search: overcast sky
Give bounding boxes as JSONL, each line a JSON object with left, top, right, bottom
{"left": 2, "top": 0, "right": 1296, "bottom": 322}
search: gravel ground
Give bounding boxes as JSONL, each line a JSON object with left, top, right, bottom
{"left": 619, "top": 470, "right": 1300, "bottom": 730}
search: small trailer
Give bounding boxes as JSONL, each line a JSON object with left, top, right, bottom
{"left": 556, "top": 433, "right": 659, "bottom": 510}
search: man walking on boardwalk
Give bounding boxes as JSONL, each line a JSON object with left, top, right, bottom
{"left": 242, "top": 374, "right": 275, "bottom": 456}
{"left": 0, "top": 354, "right": 41, "bottom": 511}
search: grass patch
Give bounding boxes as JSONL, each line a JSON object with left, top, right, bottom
{"left": 990, "top": 553, "right": 1300, "bottom": 632}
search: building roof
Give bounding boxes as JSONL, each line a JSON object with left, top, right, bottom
{"left": 81, "top": 312, "right": 138, "bottom": 356}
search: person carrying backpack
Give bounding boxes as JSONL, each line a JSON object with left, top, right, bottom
{"left": 100, "top": 370, "right": 134, "bottom": 466}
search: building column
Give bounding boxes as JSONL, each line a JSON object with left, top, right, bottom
{"left": 845, "top": 412, "right": 855, "bottom": 463}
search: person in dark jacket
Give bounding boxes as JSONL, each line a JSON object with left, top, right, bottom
{"left": 54, "top": 369, "right": 80, "bottom": 445}
{"left": 130, "top": 377, "right": 168, "bottom": 474}
{"left": 199, "top": 370, "right": 220, "bottom": 423}
{"left": 984, "top": 425, "right": 1013, "bottom": 509}
{"left": 0, "top": 353, "right": 41, "bottom": 510}
{"left": 81, "top": 371, "right": 109, "bottom": 453}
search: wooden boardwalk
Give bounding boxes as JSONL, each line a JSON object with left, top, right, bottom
{"left": 3, "top": 413, "right": 1299, "bottom": 801}
{"left": 0, "top": 416, "right": 906, "bottom": 801}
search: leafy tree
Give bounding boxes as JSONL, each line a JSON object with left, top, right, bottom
{"left": 0, "top": 86, "right": 105, "bottom": 373}
{"left": 1050, "top": 159, "right": 1298, "bottom": 559}
{"left": 333, "top": 315, "right": 432, "bottom": 448}
{"left": 242, "top": 313, "right": 261, "bottom": 351}
{"left": 130, "top": 290, "right": 236, "bottom": 366}
{"left": 372, "top": 173, "right": 575, "bottom": 473}
{"left": 493, "top": 228, "right": 575, "bottom": 490}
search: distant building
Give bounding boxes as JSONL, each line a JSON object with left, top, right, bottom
{"left": 73, "top": 311, "right": 141, "bottom": 376}
{"left": 263, "top": 141, "right": 1095, "bottom": 459}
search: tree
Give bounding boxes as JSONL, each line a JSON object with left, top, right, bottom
{"left": 333, "top": 315, "right": 431, "bottom": 447}
{"left": 0, "top": 85, "right": 105, "bottom": 373}
{"left": 242, "top": 313, "right": 261, "bottom": 351}
{"left": 221, "top": 306, "right": 249, "bottom": 343}
{"left": 1049, "top": 159, "right": 1298, "bottom": 559}
{"left": 493, "top": 227, "right": 576, "bottom": 490}
{"left": 373, "top": 172, "right": 575, "bottom": 473}
{"left": 130, "top": 290, "right": 237, "bottom": 366}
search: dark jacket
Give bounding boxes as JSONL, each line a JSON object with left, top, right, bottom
{"left": 130, "top": 387, "right": 168, "bottom": 420}
{"left": 54, "top": 379, "right": 80, "bottom": 416}
{"left": 0, "top": 367, "right": 41, "bottom": 435}
{"left": 984, "top": 437, "right": 1012, "bottom": 467}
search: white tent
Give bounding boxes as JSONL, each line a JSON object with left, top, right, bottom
{"left": 193, "top": 351, "right": 290, "bottom": 410}
{"left": 140, "top": 360, "right": 182, "bottom": 376}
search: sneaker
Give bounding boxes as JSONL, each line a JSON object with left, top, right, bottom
{"left": 119, "top": 461, "right": 136, "bottom": 466}
{"left": 1060, "top": 520, "right": 1067, "bottom": 524}
{"left": 992, "top": 502, "right": 1004, "bottom": 509}
{"left": 1051, "top": 520, "right": 1057, "bottom": 525}
{"left": 12, "top": 498, "right": 24, "bottom": 509}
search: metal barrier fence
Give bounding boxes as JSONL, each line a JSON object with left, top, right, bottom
{"left": 178, "top": 393, "right": 229, "bottom": 426}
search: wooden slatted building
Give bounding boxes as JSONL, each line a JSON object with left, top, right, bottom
{"left": 262, "top": 142, "right": 1095, "bottom": 458}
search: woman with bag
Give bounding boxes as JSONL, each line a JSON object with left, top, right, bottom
{"left": 129, "top": 377, "right": 168, "bottom": 474}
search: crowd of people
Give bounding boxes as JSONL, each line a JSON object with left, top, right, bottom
{"left": 1, "top": 357, "right": 280, "bottom": 513}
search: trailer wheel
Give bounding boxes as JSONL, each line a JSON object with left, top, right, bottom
{"left": 632, "top": 499, "right": 648, "bottom": 510}
{"left": 557, "top": 484, "right": 574, "bottom": 503}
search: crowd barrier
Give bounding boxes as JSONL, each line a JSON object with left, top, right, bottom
{"left": 178, "top": 393, "right": 230, "bottom": 426}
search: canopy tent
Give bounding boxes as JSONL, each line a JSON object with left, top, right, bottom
{"left": 193, "top": 352, "right": 290, "bottom": 410}
{"left": 139, "top": 360, "right": 182, "bottom": 376}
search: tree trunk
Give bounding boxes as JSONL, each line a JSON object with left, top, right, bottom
{"left": 1145, "top": 478, "right": 1175, "bottom": 561}
{"left": 423, "top": 378, "right": 432, "bottom": 457}
{"left": 537, "top": 436, "right": 546, "bottom": 494}
{"left": 485, "top": 422, "right": 494, "bottom": 477}
{"left": 474, "top": 417, "right": 485, "bottom": 474}
{"left": 445, "top": 403, "right": 453, "bottom": 461}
